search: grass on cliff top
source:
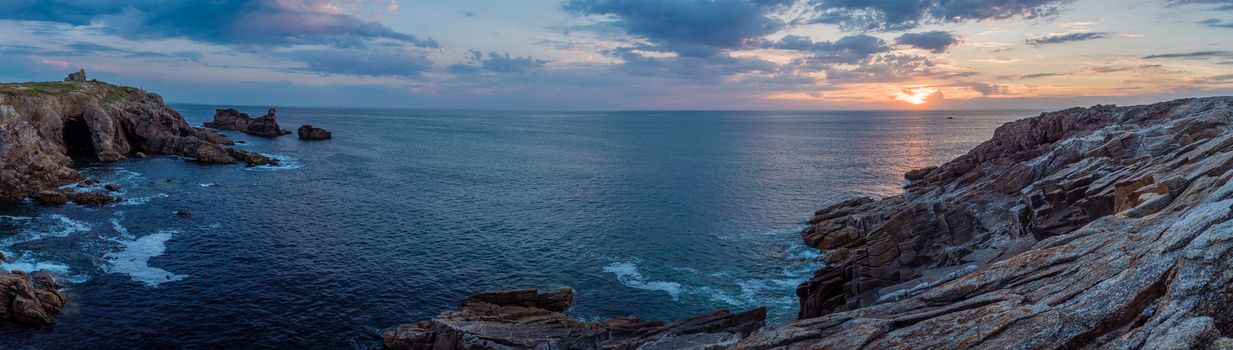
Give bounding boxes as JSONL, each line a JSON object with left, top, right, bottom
{"left": 0, "top": 81, "right": 140, "bottom": 102}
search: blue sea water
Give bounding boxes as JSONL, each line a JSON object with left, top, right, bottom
{"left": 0, "top": 106, "right": 1029, "bottom": 348}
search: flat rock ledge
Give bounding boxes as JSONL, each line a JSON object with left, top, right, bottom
{"left": 382, "top": 288, "right": 766, "bottom": 350}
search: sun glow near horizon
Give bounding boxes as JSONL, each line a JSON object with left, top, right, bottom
{"left": 893, "top": 87, "right": 940, "bottom": 106}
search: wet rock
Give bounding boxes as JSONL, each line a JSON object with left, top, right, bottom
{"left": 225, "top": 148, "right": 279, "bottom": 166}
{"left": 382, "top": 288, "right": 765, "bottom": 350}
{"left": 176, "top": 210, "right": 192, "bottom": 217}
{"left": 737, "top": 97, "right": 1233, "bottom": 349}
{"left": 29, "top": 190, "right": 69, "bottom": 205}
{"left": 71, "top": 190, "right": 121, "bottom": 206}
{"left": 134, "top": 152, "right": 148, "bottom": 159}
{"left": 297, "top": 124, "right": 332, "bottom": 140}
{"left": 77, "top": 179, "right": 100, "bottom": 188}
{"left": 245, "top": 108, "right": 291, "bottom": 137}
{"left": 104, "top": 183, "right": 121, "bottom": 191}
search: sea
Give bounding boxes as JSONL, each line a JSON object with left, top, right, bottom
{"left": 0, "top": 106, "right": 1031, "bottom": 348}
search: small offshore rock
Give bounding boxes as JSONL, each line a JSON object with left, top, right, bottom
{"left": 225, "top": 148, "right": 279, "bottom": 166}
{"left": 77, "top": 179, "right": 100, "bottom": 188}
{"left": 175, "top": 210, "right": 192, "bottom": 218}
{"left": 104, "top": 184, "right": 121, "bottom": 191}
{"left": 297, "top": 124, "right": 332, "bottom": 140}
{"left": 71, "top": 190, "right": 121, "bottom": 206}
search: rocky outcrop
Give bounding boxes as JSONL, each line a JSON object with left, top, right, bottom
{"left": 733, "top": 96, "right": 1233, "bottom": 348}
{"left": 64, "top": 69, "right": 86, "bottom": 82}
{"left": 0, "top": 270, "right": 68, "bottom": 325}
{"left": 382, "top": 288, "right": 765, "bottom": 350}
{"left": 0, "top": 73, "right": 271, "bottom": 201}
{"left": 225, "top": 148, "right": 279, "bottom": 166}
{"left": 204, "top": 107, "right": 290, "bottom": 137}
{"left": 297, "top": 124, "right": 331, "bottom": 140}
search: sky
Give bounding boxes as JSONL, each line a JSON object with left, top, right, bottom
{"left": 1, "top": 0, "right": 1232, "bottom": 110}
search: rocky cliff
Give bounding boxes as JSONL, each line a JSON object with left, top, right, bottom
{"left": 739, "top": 96, "right": 1233, "bottom": 348}
{"left": 0, "top": 76, "right": 265, "bottom": 201}
{"left": 386, "top": 96, "right": 1233, "bottom": 349}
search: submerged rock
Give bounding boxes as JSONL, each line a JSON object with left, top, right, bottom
{"left": 737, "top": 96, "right": 1233, "bottom": 348}
{"left": 297, "top": 124, "right": 332, "bottom": 140}
{"left": 382, "top": 288, "right": 765, "bottom": 350}
{"left": 225, "top": 148, "right": 279, "bottom": 166}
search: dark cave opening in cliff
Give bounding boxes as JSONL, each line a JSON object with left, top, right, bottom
{"left": 62, "top": 115, "right": 95, "bottom": 158}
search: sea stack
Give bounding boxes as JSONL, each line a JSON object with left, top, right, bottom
{"left": 204, "top": 107, "right": 291, "bottom": 137}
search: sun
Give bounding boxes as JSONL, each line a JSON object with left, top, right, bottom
{"left": 893, "top": 87, "right": 939, "bottom": 105}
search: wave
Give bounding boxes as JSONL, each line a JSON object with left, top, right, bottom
{"left": 119, "top": 193, "right": 169, "bottom": 206}
{"left": 245, "top": 153, "right": 305, "bottom": 171}
{"left": 102, "top": 230, "right": 187, "bottom": 287}
{"left": 602, "top": 261, "right": 683, "bottom": 300}
{"left": 0, "top": 214, "right": 92, "bottom": 247}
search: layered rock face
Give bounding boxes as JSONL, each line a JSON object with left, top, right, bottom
{"left": 297, "top": 124, "right": 332, "bottom": 140}
{"left": 383, "top": 288, "right": 766, "bottom": 350}
{"left": 0, "top": 76, "right": 274, "bottom": 200}
{"left": 204, "top": 107, "right": 290, "bottom": 137}
{"left": 738, "top": 96, "right": 1233, "bottom": 348}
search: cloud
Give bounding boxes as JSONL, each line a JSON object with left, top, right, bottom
{"left": 823, "top": 53, "right": 973, "bottom": 83}
{"left": 1025, "top": 32, "right": 1111, "bottom": 45}
{"left": 1169, "top": 0, "right": 1233, "bottom": 11}
{"left": 0, "top": 0, "right": 437, "bottom": 48}
{"left": 563, "top": 0, "right": 792, "bottom": 57}
{"left": 288, "top": 46, "right": 433, "bottom": 77}
{"left": 1188, "top": 73, "right": 1233, "bottom": 84}
{"left": 1143, "top": 51, "right": 1233, "bottom": 59}
{"left": 448, "top": 50, "right": 548, "bottom": 74}
{"left": 806, "top": 0, "right": 1071, "bottom": 31}
{"left": 1199, "top": 18, "right": 1233, "bottom": 28}
{"left": 761, "top": 34, "right": 892, "bottom": 64}
{"left": 966, "top": 82, "right": 1009, "bottom": 96}
{"left": 1086, "top": 64, "right": 1163, "bottom": 73}
{"left": 894, "top": 31, "right": 961, "bottom": 53}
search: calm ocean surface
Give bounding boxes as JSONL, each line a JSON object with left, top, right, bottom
{"left": 0, "top": 106, "right": 1030, "bottom": 348}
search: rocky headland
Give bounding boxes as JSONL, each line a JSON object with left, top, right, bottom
{"left": 0, "top": 71, "right": 278, "bottom": 325}
{"left": 386, "top": 96, "right": 1233, "bottom": 349}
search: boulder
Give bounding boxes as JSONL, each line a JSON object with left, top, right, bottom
{"left": 104, "top": 183, "right": 121, "bottom": 191}
{"left": 297, "top": 124, "right": 332, "bottom": 140}
{"left": 0, "top": 270, "right": 68, "bottom": 325}
{"left": 382, "top": 288, "right": 765, "bottom": 350}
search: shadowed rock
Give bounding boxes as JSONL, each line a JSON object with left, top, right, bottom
{"left": 205, "top": 107, "right": 290, "bottom": 137}
{"left": 297, "top": 124, "right": 331, "bottom": 140}
{"left": 0, "top": 271, "right": 68, "bottom": 325}
{"left": 735, "top": 96, "right": 1233, "bottom": 348}
{"left": 382, "top": 288, "right": 766, "bottom": 350}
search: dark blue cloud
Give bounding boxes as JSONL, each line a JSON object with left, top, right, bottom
{"left": 1143, "top": 51, "right": 1233, "bottom": 59}
{"left": 761, "top": 34, "right": 891, "bottom": 64}
{"left": 0, "top": 0, "right": 437, "bottom": 48}
{"left": 1199, "top": 18, "right": 1233, "bottom": 28}
{"left": 448, "top": 50, "right": 548, "bottom": 74}
{"left": 807, "top": 0, "right": 1070, "bottom": 31}
{"left": 288, "top": 47, "right": 434, "bottom": 77}
{"left": 1169, "top": 0, "right": 1233, "bottom": 11}
{"left": 894, "top": 31, "right": 960, "bottom": 53}
{"left": 563, "top": 0, "right": 792, "bottom": 57}
{"left": 1025, "top": 32, "right": 1110, "bottom": 45}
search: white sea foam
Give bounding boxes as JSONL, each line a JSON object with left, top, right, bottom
{"left": 120, "top": 193, "right": 169, "bottom": 206}
{"left": 103, "top": 230, "right": 187, "bottom": 287}
{"left": 603, "top": 261, "right": 683, "bottom": 300}
{"left": 1, "top": 214, "right": 92, "bottom": 246}
{"left": 199, "top": 183, "right": 217, "bottom": 187}
{"left": 245, "top": 153, "right": 305, "bottom": 171}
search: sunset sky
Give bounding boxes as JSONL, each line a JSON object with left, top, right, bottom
{"left": 2, "top": 0, "right": 1232, "bottom": 110}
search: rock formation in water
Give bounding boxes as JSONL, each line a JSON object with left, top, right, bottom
{"left": 297, "top": 124, "right": 332, "bottom": 140}
{"left": 0, "top": 73, "right": 276, "bottom": 201}
{"left": 382, "top": 288, "right": 766, "bottom": 350}
{"left": 204, "top": 107, "right": 291, "bottom": 137}
{"left": 384, "top": 96, "right": 1233, "bottom": 349}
